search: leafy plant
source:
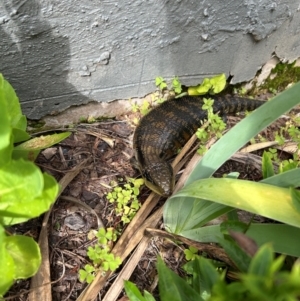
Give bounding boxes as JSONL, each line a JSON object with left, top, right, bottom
{"left": 155, "top": 74, "right": 226, "bottom": 97}
{"left": 0, "top": 73, "right": 70, "bottom": 296}
{"left": 79, "top": 178, "right": 144, "bottom": 285}
{"left": 139, "top": 100, "right": 151, "bottom": 116}
{"left": 260, "top": 112, "right": 300, "bottom": 174}
{"left": 155, "top": 77, "right": 168, "bottom": 91}
{"left": 79, "top": 264, "right": 96, "bottom": 284}
{"left": 106, "top": 178, "right": 144, "bottom": 224}
{"left": 195, "top": 98, "right": 226, "bottom": 155}
{"left": 125, "top": 244, "right": 300, "bottom": 301}
{"left": 80, "top": 178, "right": 145, "bottom": 283}
{"left": 184, "top": 246, "right": 199, "bottom": 261}
{"left": 172, "top": 76, "right": 182, "bottom": 94}
{"left": 163, "top": 81, "right": 300, "bottom": 258}
{"left": 187, "top": 74, "right": 226, "bottom": 96}
{"left": 155, "top": 76, "right": 183, "bottom": 95}
{"left": 133, "top": 74, "right": 226, "bottom": 128}
{"left": 79, "top": 228, "right": 122, "bottom": 283}
{"left": 79, "top": 228, "right": 122, "bottom": 284}
{"left": 135, "top": 75, "right": 226, "bottom": 125}
{"left": 125, "top": 78, "right": 300, "bottom": 301}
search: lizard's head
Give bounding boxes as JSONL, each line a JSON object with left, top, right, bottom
{"left": 142, "top": 162, "right": 174, "bottom": 197}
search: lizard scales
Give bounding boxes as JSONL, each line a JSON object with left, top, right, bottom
{"left": 133, "top": 95, "right": 264, "bottom": 196}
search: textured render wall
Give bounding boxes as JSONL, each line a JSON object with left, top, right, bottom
{"left": 1, "top": 0, "right": 300, "bottom": 119}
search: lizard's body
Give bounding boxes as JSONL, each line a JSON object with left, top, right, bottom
{"left": 133, "top": 95, "right": 264, "bottom": 196}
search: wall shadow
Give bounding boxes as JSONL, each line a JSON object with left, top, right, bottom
{"left": 1, "top": 0, "right": 89, "bottom": 119}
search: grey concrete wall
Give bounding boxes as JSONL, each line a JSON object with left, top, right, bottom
{"left": 1, "top": 0, "right": 300, "bottom": 119}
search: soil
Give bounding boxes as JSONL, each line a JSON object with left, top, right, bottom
{"left": 4, "top": 93, "right": 297, "bottom": 301}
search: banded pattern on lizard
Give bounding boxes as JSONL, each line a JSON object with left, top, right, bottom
{"left": 133, "top": 95, "right": 264, "bottom": 196}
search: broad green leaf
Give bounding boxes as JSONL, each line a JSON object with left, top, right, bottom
{"left": 5, "top": 235, "right": 41, "bottom": 278}
{"left": 187, "top": 86, "right": 201, "bottom": 96}
{"left": 245, "top": 223, "right": 300, "bottom": 257}
{"left": 170, "top": 178, "right": 300, "bottom": 228}
{"left": 188, "top": 78, "right": 212, "bottom": 96}
{"left": 0, "top": 226, "right": 14, "bottom": 297}
{"left": 0, "top": 163, "right": 59, "bottom": 225}
{"left": 0, "top": 159, "right": 43, "bottom": 208}
{"left": 164, "top": 196, "right": 231, "bottom": 234}
{"left": 157, "top": 257, "right": 204, "bottom": 301}
{"left": 209, "top": 74, "right": 226, "bottom": 94}
{"left": 0, "top": 73, "right": 26, "bottom": 131}
{"left": 261, "top": 168, "right": 300, "bottom": 187}
{"left": 165, "top": 170, "right": 300, "bottom": 239}
{"left": 188, "top": 74, "right": 226, "bottom": 96}
{"left": 176, "top": 223, "right": 300, "bottom": 257}
{"left": 0, "top": 76, "right": 13, "bottom": 166}
{"left": 20, "top": 173, "right": 60, "bottom": 223}
{"left": 13, "top": 132, "right": 71, "bottom": 161}
{"left": 290, "top": 187, "right": 300, "bottom": 212}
